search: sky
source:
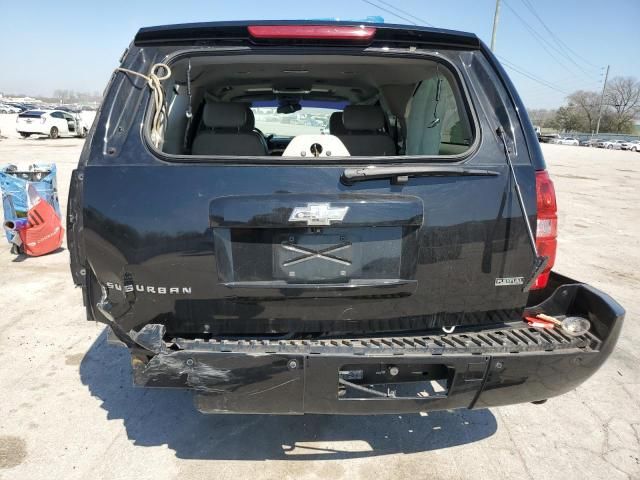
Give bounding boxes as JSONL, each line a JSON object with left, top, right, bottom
{"left": 0, "top": 0, "right": 638, "bottom": 109}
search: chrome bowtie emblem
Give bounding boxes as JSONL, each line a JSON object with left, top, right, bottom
{"left": 289, "top": 203, "right": 349, "bottom": 226}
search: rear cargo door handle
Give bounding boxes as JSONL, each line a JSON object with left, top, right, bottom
{"left": 222, "top": 279, "right": 417, "bottom": 298}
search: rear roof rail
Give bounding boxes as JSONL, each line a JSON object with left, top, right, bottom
{"left": 134, "top": 20, "right": 480, "bottom": 49}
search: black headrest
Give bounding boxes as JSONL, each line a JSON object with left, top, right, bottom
{"left": 329, "top": 111, "right": 346, "bottom": 135}
{"left": 342, "top": 105, "right": 386, "bottom": 131}
{"left": 244, "top": 107, "right": 255, "bottom": 130}
{"left": 203, "top": 102, "right": 251, "bottom": 129}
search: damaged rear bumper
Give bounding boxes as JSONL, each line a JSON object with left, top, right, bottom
{"left": 118, "top": 272, "right": 624, "bottom": 414}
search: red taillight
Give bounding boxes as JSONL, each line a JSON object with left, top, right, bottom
{"left": 248, "top": 25, "right": 376, "bottom": 41}
{"left": 532, "top": 170, "right": 557, "bottom": 289}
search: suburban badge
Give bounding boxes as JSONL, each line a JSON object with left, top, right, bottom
{"left": 495, "top": 277, "right": 525, "bottom": 286}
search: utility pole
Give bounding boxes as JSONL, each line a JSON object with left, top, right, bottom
{"left": 491, "top": 0, "right": 501, "bottom": 51}
{"left": 594, "top": 65, "right": 610, "bottom": 136}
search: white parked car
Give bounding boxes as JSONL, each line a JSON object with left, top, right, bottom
{"left": 620, "top": 140, "right": 640, "bottom": 152}
{"left": 0, "top": 103, "right": 21, "bottom": 114}
{"left": 555, "top": 136, "right": 579, "bottom": 146}
{"left": 596, "top": 139, "right": 626, "bottom": 150}
{"left": 16, "top": 109, "right": 88, "bottom": 139}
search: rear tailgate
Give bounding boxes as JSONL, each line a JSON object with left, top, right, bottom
{"left": 80, "top": 164, "right": 535, "bottom": 337}
{"left": 72, "top": 23, "right": 539, "bottom": 338}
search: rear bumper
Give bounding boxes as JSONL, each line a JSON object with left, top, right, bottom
{"left": 16, "top": 124, "right": 47, "bottom": 134}
{"left": 123, "top": 272, "right": 624, "bottom": 414}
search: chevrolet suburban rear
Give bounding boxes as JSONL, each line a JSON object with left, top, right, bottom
{"left": 67, "top": 21, "right": 624, "bottom": 414}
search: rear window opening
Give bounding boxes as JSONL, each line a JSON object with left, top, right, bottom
{"left": 154, "top": 54, "right": 476, "bottom": 160}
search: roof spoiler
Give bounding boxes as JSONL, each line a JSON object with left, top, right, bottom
{"left": 134, "top": 20, "right": 480, "bottom": 49}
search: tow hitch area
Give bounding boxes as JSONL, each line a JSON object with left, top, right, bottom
{"left": 338, "top": 363, "right": 450, "bottom": 399}
{"left": 123, "top": 273, "right": 623, "bottom": 414}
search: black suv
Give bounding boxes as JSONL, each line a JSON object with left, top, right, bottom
{"left": 67, "top": 21, "right": 624, "bottom": 414}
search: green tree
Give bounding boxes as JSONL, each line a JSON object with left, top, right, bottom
{"left": 549, "top": 105, "right": 583, "bottom": 132}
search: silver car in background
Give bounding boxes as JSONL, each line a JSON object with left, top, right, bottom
{"left": 620, "top": 140, "right": 640, "bottom": 152}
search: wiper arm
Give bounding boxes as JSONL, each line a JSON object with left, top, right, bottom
{"left": 496, "top": 127, "right": 548, "bottom": 292}
{"left": 341, "top": 165, "right": 499, "bottom": 185}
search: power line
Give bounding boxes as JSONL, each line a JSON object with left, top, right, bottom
{"left": 525, "top": 79, "right": 603, "bottom": 95}
{"left": 524, "top": 87, "right": 600, "bottom": 103}
{"left": 519, "top": 0, "right": 601, "bottom": 71}
{"left": 501, "top": 1, "right": 576, "bottom": 74}
{"left": 530, "top": 77, "right": 603, "bottom": 89}
{"left": 361, "top": 1, "right": 595, "bottom": 102}
{"left": 522, "top": 95, "right": 566, "bottom": 107}
{"left": 360, "top": 0, "right": 418, "bottom": 26}
{"left": 499, "top": 55, "right": 603, "bottom": 103}
{"left": 373, "top": 0, "right": 434, "bottom": 27}
{"left": 501, "top": 0, "right": 596, "bottom": 79}
{"left": 498, "top": 57, "right": 569, "bottom": 95}
{"left": 503, "top": 67, "right": 567, "bottom": 96}
{"left": 522, "top": 72, "right": 604, "bottom": 92}
{"left": 497, "top": 56, "right": 567, "bottom": 90}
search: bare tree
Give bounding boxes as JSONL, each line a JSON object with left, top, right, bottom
{"left": 605, "top": 76, "right": 640, "bottom": 133}
{"left": 526, "top": 76, "right": 639, "bottom": 134}
{"left": 527, "top": 108, "right": 556, "bottom": 127}
{"left": 567, "top": 90, "right": 600, "bottom": 133}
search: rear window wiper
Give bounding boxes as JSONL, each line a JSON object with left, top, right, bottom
{"left": 341, "top": 165, "right": 499, "bottom": 185}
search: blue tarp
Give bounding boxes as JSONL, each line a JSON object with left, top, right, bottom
{"left": 1, "top": 164, "right": 61, "bottom": 244}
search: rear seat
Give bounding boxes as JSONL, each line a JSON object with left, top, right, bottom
{"left": 336, "top": 105, "right": 396, "bottom": 156}
{"left": 192, "top": 102, "right": 268, "bottom": 156}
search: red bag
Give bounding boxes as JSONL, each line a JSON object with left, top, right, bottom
{"left": 18, "top": 197, "right": 64, "bottom": 256}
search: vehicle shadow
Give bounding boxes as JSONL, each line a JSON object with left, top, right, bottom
{"left": 80, "top": 330, "right": 497, "bottom": 460}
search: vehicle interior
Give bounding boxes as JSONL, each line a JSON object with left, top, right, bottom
{"left": 50, "top": 111, "right": 79, "bottom": 132}
{"left": 158, "top": 55, "right": 475, "bottom": 158}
